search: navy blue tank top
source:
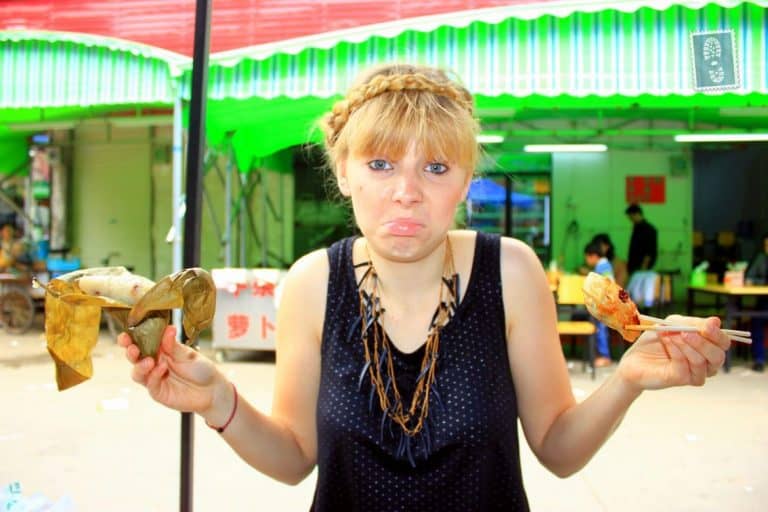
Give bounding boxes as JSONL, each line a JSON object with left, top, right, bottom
{"left": 312, "top": 232, "right": 529, "bottom": 511}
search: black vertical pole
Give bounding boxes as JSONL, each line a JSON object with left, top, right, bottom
{"left": 504, "top": 175, "right": 512, "bottom": 237}
{"left": 181, "top": 0, "right": 212, "bottom": 511}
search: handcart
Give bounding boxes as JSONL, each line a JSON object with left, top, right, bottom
{"left": 0, "top": 272, "right": 46, "bottom": 334}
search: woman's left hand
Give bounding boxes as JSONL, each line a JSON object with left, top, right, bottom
{"left": 616, "top": 315, "right": 731, "bottom": 392}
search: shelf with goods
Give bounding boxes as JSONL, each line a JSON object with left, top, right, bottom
{"left": 465, "top": 173, "right": 551, "bottom": 263}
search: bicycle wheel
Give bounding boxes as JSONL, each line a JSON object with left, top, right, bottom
{"left": 0, "top": 288, "right": 35, "bottom": 334}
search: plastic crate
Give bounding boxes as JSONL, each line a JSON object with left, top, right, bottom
{"left": 47, "top": 257, "right": 81, "bottom": 278}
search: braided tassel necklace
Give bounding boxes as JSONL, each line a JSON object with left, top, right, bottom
{"left": 357, "top": 237, "right": 459, "bottom": 441}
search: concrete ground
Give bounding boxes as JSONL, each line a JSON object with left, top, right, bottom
{"left": 1, "top": 328, "right": 766, "bottom": 512}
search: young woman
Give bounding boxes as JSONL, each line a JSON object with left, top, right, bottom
{"left": 119, "top": 64, "right": 730, "bottom": 511}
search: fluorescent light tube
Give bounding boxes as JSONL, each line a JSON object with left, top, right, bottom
{"left": 524, "top": 144, "right": 607, "bottom": 153}
{"left": 674, "top": 133, "right": 768, "bottom": 143}
{"left": 476, "top": 134, "right": 505, "bottom": 144}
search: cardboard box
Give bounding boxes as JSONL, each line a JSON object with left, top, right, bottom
{"left": 724, "top": 270, "right": 745, "bottom": 288}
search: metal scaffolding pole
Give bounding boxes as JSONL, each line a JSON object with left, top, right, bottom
{"left": 180, "top": 0, "right": 211, "bottom": 510}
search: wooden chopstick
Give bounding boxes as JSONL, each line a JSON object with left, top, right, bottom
{"left": 625, "top": 324, "right": 752, "bottom": 344}
{"left": 638, "top": 314, "right": 751, "bottom": 337}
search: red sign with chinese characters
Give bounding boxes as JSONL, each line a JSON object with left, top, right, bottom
{"left": 226, "top": 313, "right": 275, "bottom": 341}
{"left": 625, "top": 176, "right": 665, "bottom": 204}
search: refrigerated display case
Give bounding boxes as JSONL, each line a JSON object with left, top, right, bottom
{"left": 466, "top": 173, "right": 551, "bottom": 263}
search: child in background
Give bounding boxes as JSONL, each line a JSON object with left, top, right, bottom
{"left": 585, "top": 241, "right": 614, "bottom": 367}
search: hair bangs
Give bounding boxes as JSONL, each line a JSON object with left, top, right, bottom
{"left": 342, "top": 90, "right": 478, "bottom": 171}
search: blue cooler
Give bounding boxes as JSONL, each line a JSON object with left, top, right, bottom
{"left": 47, "top": 257, "right": 81, "bottom": 278}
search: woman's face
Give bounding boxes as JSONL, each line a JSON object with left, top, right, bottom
{"left": 338, "top": 142, "right": 471, "bottom": 262}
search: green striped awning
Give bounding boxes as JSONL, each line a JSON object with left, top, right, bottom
{"left": 0, "top": 31, "right": 187, "bottom": 109}
{"left": 193, "top": 0, "right": 768, "bottom": 100}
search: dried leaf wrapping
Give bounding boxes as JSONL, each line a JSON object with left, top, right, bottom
{"left": 44, "top": 279, "right": 101, "bottom": 391}
{"left": 127, "top": 268, "right": 216, "bottom": 345}
{"left": 40, "top": 266, "right": 216, "bottom": 391}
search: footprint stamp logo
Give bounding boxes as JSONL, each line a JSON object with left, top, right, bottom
{"left": 691, "top": 30, "right": 738, "bottom": 91}
{"left": 702, "top": 37, "right": 725, "bottom": 84}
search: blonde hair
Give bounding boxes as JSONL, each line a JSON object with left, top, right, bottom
{"left": 319, "top": 64, "right": 480, "bottom": 176}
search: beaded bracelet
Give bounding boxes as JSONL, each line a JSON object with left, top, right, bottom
{"left": 205, "top": 382, "right": 238, "bottom": 434}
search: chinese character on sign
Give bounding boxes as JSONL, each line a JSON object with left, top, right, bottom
{"left": 625, "top": 176, "right": 665, "bottom": 204}
{"left": 261, "top": 315, "right": 276, "bottom": 340}
{"left": 227, "top": 314, "right": 250, "bottom": 339}
{"left": 231, "top": 282, "right": 249, "bottom": 298}
{"left": 252, "top": 281, "right": 275, "bottom": 297}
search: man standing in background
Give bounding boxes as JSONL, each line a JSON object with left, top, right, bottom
{"left": 625, "top": 204, "right": 658, "bottom": 276}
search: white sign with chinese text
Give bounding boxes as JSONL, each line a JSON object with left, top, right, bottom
{"left": 211, "top": 268, "right": 287, "bottom": 352}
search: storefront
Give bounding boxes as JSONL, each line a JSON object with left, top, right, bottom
{"left": 1, "top": 0, "right": 767, "bottom": 295}
{"left": 192, "top": 0, "right": 768, "bottom": 294}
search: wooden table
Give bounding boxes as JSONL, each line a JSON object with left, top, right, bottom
{"left": 687, "top": 284, "right": 768, "bottom": 371}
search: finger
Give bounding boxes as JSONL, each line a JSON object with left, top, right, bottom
{"left": 702, "top": 317, "right": 731, "bottom": 351}
{"left": 679, "top": 331, "right": 726, "bottom": 377}
{"left": 116, "top": 332, "right": 131, "bottom": 348}
{"left": 660, "top": 334, "right": 685, "bottom": 362}
{"left": 131, "top": 356, "right": 155, "bottom": 385}
{"left": 666, "top": 315, "right": 730, "bottom": 351}
{"left": 671, "top": 337, "right": 708, "bottom": 386}
{"left": 159, "top": 325, "right": 179, "bottom": 355}
{"left": 124, "top": 343, "right": 141, "bottom": 364}
{"left": 145, "top": 356, "right": 169, "bottom": 392}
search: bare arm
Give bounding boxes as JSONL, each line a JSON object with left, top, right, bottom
{"left": 501, "top": 239, "right": 728, "bottom": 477}
{"left": 207, "top": 250, "right": 326, "bottom": 483}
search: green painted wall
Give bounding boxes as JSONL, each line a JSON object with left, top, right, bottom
{"left": 69, "top": 124, "right": 294, "bottom": 280}
{"left": 71, "top": 122, "right": 155, "bottom": 277}
{"left": 0, "top": 133, "right": 29, "bottom": 175}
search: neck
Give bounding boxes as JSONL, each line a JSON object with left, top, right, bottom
{"left": 364, "top": 236, "right": 450, "bottom": 298}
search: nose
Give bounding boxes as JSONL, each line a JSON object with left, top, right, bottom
{"left": 390, "top": 170, "right": 422, "bottom": 206}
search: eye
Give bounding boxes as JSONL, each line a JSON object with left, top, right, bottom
{"left": 367, "top": 159, "right": 392, "bottom": 171}
{"left": 425, "top": 162, "right": 448, "bottom": 175}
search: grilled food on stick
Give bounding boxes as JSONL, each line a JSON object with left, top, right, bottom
{"left": 582, "top": 272, "right": 641, "bottom": 342}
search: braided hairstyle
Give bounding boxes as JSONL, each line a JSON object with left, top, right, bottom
{"left": 319, "top": 63, "right": 480, "bottom": 177}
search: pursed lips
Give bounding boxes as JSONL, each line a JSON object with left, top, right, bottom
{"left": 384, "top": 218, "right": 424, "bottom": 236}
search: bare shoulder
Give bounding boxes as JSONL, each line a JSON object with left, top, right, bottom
{"left": 286, "top": 248, "right": 329, "bottom": 283}
{"left": 499, "top": 236, "right": 546, "bottom": 282}
{"left": 283, "top": 248, "right": 329, "bottom": 300}
{"left": 447, "top": 230, "right": 545, "bottom": 286}
{"left": 279, "top": 248, "right": 330, "bottom": 340}
{"left": 498, "top": 237, "right": 551, "bottom": 320}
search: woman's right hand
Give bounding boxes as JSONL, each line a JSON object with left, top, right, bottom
{"left": 117, "top": 325, "right": 225, "bottom": 418}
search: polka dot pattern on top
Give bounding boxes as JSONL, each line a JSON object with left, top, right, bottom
{"left": 312, "top": 233, "right": 529, "bottom": 511}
